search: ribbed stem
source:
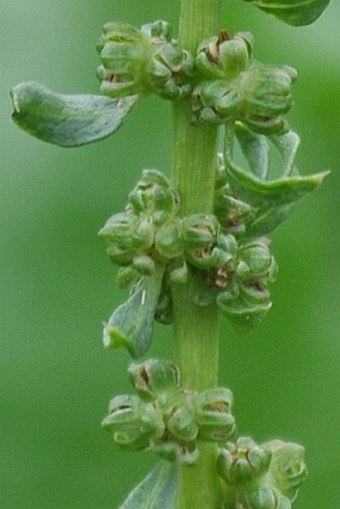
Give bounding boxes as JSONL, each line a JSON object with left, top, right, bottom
{"left": 171, "top": 1, "right": 223, "bottom": 508}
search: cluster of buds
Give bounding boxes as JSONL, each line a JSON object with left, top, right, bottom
{"left": 102, "top": 359, "right": 235, "bottom": 464}
{"left": 97, "top": 20, "right": 194, "bottom": 100}
{"left": 98, "top": 169, "right": 182, "bottom": 276}
{"left": 99, "top": 170, "right": 277, "bottom": 336}
{"left": 217, "top": 437, "right": 307, "bottom": 509}
{"left": 195, "top": 236, "right": 277, "bottom": 330}
{"left": 192, "top": 30, "right": 297, "bottom": 135}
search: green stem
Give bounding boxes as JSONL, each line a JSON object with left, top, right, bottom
{"left": 171, "top": 1, "right": 223, "bottom": 508}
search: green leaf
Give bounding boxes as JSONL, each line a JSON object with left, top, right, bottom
{"left": 10, "top": 81, "right": 138, "bottom": 147}
{"left": 103, "top": 266, "right": 164, "bottom": 358}
{"left": 235, "top": 122, "right": 269, "bottom": 180}
{"left": 247, "top": 203, "right": 295, "bottom": 236}
{"left": 226, "top": 156, "right": 329, "bottom": 209}
{"left": 242, "top": 0, "right": 331, "bottom": 27}
{"left": 118, "top": 461, "right": 177, "bottom": 509}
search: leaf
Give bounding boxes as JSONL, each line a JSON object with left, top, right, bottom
{"left": 242, "top": 0, "right": 331, "bottom": 27}
{"left": 226, "top": 156, "right": 329, "bottom": 209}
{"left": 247, "top": 203, "right": 295, "bottom": 236}
{"left": 269, "top": 130, "right": 300, "bottom": 177}
{"left": 235, "top": 122, "right": 269, "bottom": 180}
{"left": 118, "top": 461, "right": 177, "bottom": 509}
{"left": 10, "top": 81, "right": 138, "bottom": 147}
{"left": 103, "top": 267, "right": 164, "bottom": 358}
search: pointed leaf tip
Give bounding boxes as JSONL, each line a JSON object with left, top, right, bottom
{"left": 10, "top": 81, "right": 138, "bottom": 147}
{"left": 119, "top": 461, "right": 177, "bottom": 509}
{"left": 243, "top": 0, "right": 331, "bottom": 26}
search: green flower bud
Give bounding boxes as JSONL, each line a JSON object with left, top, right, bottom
{"left": 128, "top": 358, "right": 181, "bottom": 401}
{"left": 193, "top": 388, "right": 235, "bottom": 442}
{"left": 149, "top": 42, "right": 194, "bottom": 100}
{"left": 263, "top": 440, "right": 308, "bottom": 503}
{"left": 97, "top": 22, "right": 152, "bottom": 98}
{"left": 183, "top": 214, "right": 232, "bottom": 269}
{"left": 141, "top": 20, "right": 172, "bottom": 40}
{"left": 155, "top": 220, "right": 184, "bottom": 259}
{"left": 192, "top": 79, "right": 240, "bottom": 125}
{"left": 240, "top": 64, "right": 297, "bottom": 135}
{"left": 167, "top": 404, "right": 199, "bottom": 442}
{"left": 116, "top": 266, "right": 140, "bottom": 289}
{"left": 217, "top": 437, "right": 272, "bottom": 485}
{"left": 102, "top": 395, "right": 162, "bottom": 451}
{"left": 217, "top": 292, "right": 272, "bottom": 330}
{"left": 237, "top": 239, "right": 277, "bottom": 280}
{"left": 132, "top": 255, "right": 155, "bottom": 275}
{"left": 128, "top": 169, "right": 180, "bottom": 225}
{"left": 196, "top": 30, "right": 253, "bottom": 80}
{"left": 246, "top": 484, "right": 291, "bottom": 509}
{"left": 98, "top": 211, "right": 139, "bottom": 264}
{"left": 132, "top": 217, "right": 155, "bottom": 250}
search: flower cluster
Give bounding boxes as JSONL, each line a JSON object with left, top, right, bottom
{"left": 192, "top": 30, "right": 297, "bottom": 134}
{"left": 102, "top": 359, "right": 235, "bottom": 464}
{"left": 217, "top": 437, "right": 307, "bottom": 509}
{"left": 97, "top": 20, "right": 193, "bottom": 100}
{"left": 99, "top": 169, "right": 278, "bottom": 356}
{"left": 97, "top": 21, "right": 296, "bottom": 136}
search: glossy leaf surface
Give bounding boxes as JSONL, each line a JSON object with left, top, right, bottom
{"left": 11, "top": 81, "right": 138, "bottom": 147}
{"left": 119, "top": 461, "right": 177, "bottom": 509}
{"left": 242, "top": 0, "right": 331, "bottom": 26}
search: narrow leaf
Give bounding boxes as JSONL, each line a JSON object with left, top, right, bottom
{"left": 243, "top": 0, "right": 331, "bottom": 27}
{"left": 11, "top": 81, "right": 138, "bottom": 147}
{"left": 103, "top": 267, "right": 164, "bottom": 358}
{"left": 119, "top": 461, "right": 177, "bottom": 509}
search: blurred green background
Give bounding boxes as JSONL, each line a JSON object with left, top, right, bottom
{"left": 1, "top": 1, "right": 339, "bottom": 508}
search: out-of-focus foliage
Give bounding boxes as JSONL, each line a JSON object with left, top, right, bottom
{"left": 1, "top": 1, "right": 339, "bottom": 508}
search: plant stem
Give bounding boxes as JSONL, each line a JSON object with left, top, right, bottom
{"left": 171, "top": 1, "right": 223, "bottom": 507}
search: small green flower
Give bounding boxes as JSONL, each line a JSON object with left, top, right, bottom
{"left": 217, "top": 436, "right": 272, "bottom": 485}
{"left": 193, "top": 388, "right": 235, "bottom": 442}
{"left": 240, "top": 64, "right": 298, "bottom": 134}
{"left": 196, "top": 30, "right": 253, "bottom": 80}
{"left": 128, "top": 358, "right": 181, "bottom": 401}
{"left": 97, "top": 22, "right": 153, "bottom": 98}
{"left": 263, "top": 440, "right": 308, "bottom": 503}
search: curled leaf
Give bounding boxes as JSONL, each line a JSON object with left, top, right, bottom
{"left": 11, "top": 81, "right": 138, "bottom": 147}
{"left": 242, "top": 0, "right": 331, "bottom": 26}
{"left": 226, "top": 156, "right": 329, "bottom": 209}
{"left": 119, "top": 461, "right": 177, "bottom": 509}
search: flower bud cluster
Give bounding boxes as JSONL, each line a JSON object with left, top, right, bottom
{"left": 102, "top": 359, "right": 235, "bottom": 464}
{"left": 192, "top": 30, "right": 297, "bottom": 134}
{"left": 97, "top": 20, "right": 193, "bottom": 100}
{"left": 217, "top": 437, "right": 307, "bottom": 509}
{"left": 99, "top": 170, "right": 277, "bottom": 333}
